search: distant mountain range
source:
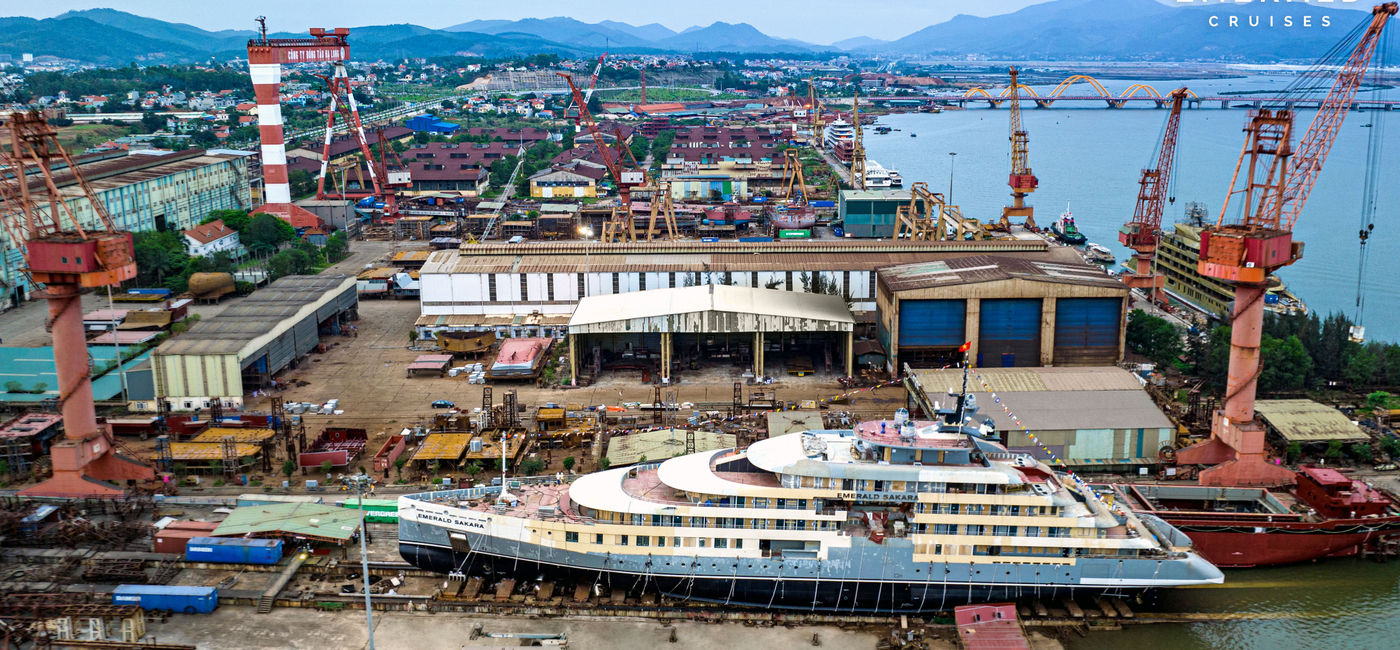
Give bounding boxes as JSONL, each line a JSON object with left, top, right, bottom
{"left": 0, "top": 1, "right": 1378, "bottom": 66}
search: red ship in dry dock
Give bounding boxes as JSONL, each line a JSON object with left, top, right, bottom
{"left": 1100, "top": 467, "right": 1400, "bottom": 567}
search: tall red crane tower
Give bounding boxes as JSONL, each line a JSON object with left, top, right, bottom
{"left": 1177, "top": 3, "right": 1397, "bottom": 486}
{"left": 1001, "top": 67, "right": 1038, "bottom": 229}
{"left": 1119, "top": 88, "right": 1189, "bottom": 304}
{"left": 245, "top": 18, "right": 356, "bottom": 228}
{"left": 0, "top": 113, "right": 154, "bottom": 497}
{"left": 558, "top": 72, "right": 648, "bottom": 242}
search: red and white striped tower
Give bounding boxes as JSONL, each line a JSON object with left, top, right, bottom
{"left": 245, "top": 23, "right": 350, "bottom": 227}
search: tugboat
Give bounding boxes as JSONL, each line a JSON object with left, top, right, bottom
{"left": 1050, "top": 203, "right": 1087, "bottom": 245}
{"left": 398, "top": 364, "right": 1223, "bottom": 610}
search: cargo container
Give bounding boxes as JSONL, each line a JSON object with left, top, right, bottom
{"left": 371, "top": 434, "right": 408, "bottom": 473}
{"left": 336, "top": 498, "right": 399, "bottom": 523}
{"left": 152, "top": 520, "right": 219, "bottom": 554}
{"left": 113, "top": 585, "right": 218, "bottom": 614}
{"left": 185, "top": 537, "right": 283, "bottom": 565}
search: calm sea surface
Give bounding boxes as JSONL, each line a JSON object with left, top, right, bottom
{"left": 864, "top": 74, "right": 1400, "bottom": 341}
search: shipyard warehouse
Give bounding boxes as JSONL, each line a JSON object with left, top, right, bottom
{"left": 151, "top": 275, "right": 358, "bottom": 411}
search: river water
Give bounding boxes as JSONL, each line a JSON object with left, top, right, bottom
{"left": 864, "top": 74, "right": 1400, "bottom": 342}
{"left": 869, "top": 74, "right": 1400, "bottom": 646}
{"left": 1067, "top": 559, "right": 1400, "bottom": 649}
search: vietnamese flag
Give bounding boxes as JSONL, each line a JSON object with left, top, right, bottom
{"left": 958, "top": 341, "right": 972, "bottom": 352}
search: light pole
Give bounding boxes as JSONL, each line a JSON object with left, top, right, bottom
{"left": 947, "top": 152, "right": 957, "bottom": 205}
{"left": 349, "top": 473, "right": 376, "bottom": 650}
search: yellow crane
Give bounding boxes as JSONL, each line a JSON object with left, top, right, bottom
{"left": 807, "top": 77, "right": 825, "bottom": 145}
{"left": 1001, "top": 67, "right": 1039, "bottom": 229}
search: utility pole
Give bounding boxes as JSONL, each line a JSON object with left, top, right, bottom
{"left": 350, "top": 473, "right": 376, "bottom": 649}
{"left": 947, "top": 152, "right": 957, "bottom": 206}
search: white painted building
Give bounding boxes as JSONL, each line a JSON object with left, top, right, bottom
{"left": 182, "top": 219, "right": 242, "bottom": 258}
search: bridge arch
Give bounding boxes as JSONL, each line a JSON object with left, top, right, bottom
{"left": 1120, "top": 84, "right": 1162, "bottom": 99}
{"left": 1049, "top": 75, "right": 1111, "bottom": 98}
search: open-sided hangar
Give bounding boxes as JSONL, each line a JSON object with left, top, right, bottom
{"left": 152, "top": 275, "right": 357, "bottom": 411}
{"left": 566, "top": 284, "right": 855, "bottom": 382}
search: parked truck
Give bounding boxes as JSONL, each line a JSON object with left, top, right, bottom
{"left": 113, "top": 585, "right": 218, "bottom": 614}
{"left": 185, "top": 537, "right": 283, "bottom": 565}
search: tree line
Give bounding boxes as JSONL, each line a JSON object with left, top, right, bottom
{"left": 1128, "top": 308, "right": 1400, "bottom": 394}
{"left": 131, "top": 210, "right": 348, "bottom": 293}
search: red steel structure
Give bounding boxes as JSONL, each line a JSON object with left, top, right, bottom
{"left": 1001, "top": 67, "right": 1038, "bottom": 229}
{"left": 557, "top": 72, "right": 647, "bottom": 242}
{"left": 311, "top": 67, "right": 380, "bottom": 201}
{"left": 245, "top": 19, "right": 351, "bottom": 227}
{"left": 0, "top": 112, "right": 154, "bottom": 497}
{"left": 1119, "top": 87, "right": 1189, "bottom": 304}
{"left": 1177, "top": 3, "right": 1397, "bottom": 486}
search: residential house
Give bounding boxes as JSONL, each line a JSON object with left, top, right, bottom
{"left": 182, "top": 219, "right": 242, "bottom": 258}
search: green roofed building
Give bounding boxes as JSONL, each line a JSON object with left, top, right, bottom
{"left": 213, "top": 502, "right": 362, "bottom": 545}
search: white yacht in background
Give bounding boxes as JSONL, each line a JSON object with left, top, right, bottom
{"left": 863, "top": 161, "right": 894, "bottom": 188}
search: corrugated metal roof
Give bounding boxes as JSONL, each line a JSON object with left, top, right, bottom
{"left": 212, "top": 502, "right": 360, "bottom": 542}
{"left": 911, "top": 367, "right": 1145, "bottom": 393}
{"left": 436, "top": 238, "right": 1048, "bottom": 260}
{"left": 605, "top": 429, "right": 736, "bottom": 466}
{"left": 569, "top": 285, "right": 853, "bottom": 332}
{"left": 879, "top": 254, "right": 1124, "bottom": 292}
{"left": 154, "top": 275, "right": 354, "bottom": 357}
{"left": 1255, "top": 399, "right": 1368, "bottom": 442}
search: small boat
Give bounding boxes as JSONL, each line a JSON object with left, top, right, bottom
{"left": 910, "top": 133, "right": 917, "bottom": 137}
{"left": 1050, "top": 203, "right": 1087, "bottom": 245}
{"left": 874, "top": 125, "right": 892, "bottom": 134}
{"left": 1084, "top": 242, "right": 1114, "bottom": 264}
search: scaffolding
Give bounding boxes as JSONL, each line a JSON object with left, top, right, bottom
{"left": 153, "top": 436, "right": 173, "bottom": 474}
{"left": 220, "top": 437, "right": 238, "bottom": 478}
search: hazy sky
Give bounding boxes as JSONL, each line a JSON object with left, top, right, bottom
{"left": 17, "top": 0, "right": 1063, "bottom": 44}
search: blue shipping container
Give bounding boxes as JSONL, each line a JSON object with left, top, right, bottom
{"left": 113, "top": 585, "right": 218, "bottom": 614}
{"left": 128, "top": 288, "right": 171, "bottom": 296}
{"left": 185, "top": 537, "right": 284, "bottom": 565}
{"left": 738, "top": 237, "right": 773, "bottom": 242}
{"left": 810, "top": 200, "right": 835, "bottom": 208}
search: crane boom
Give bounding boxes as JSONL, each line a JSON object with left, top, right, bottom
{"left": 851, "top": 90, "right": 866, "bottom": 190}
{"left": 1119, "top": 88, "right": 1189, "bottom": 303}
{"left": 1274, "top": 4, "right": 1396, "bottom": 229}
{"left": 1177, "top": 3, "right": 1397, "bottom": 488}
{"left": 584, "top": 51, "right": 607, "bottom": 104}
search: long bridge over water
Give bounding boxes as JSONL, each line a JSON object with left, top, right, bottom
{"left": 916, "top": 74, "right": 1400, "bottom": 110}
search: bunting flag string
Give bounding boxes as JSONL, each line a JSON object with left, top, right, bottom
{"left": 967, "top": 366, "right": 1120, "bottom": 515}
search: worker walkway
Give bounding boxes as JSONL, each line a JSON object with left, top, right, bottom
{"left": 257, "top": 552, "right": 308, "bottom": 614}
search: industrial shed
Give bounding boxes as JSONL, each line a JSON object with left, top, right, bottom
{"left": 151, "top": 275, "right": 357, "bottom": 411}
{"left": 907, "top": 366, "right": 1172, "bottom": 469}
{"left": 877, "top": 255, "right": 1128, "bottom": 371}
{"left": 567, "top": 284, "right": 855, "bottom": 383}
{"left": 1254, "top": 399, "right": 1368, "bottom": 444}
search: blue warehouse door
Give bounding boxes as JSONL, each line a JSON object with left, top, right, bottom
{"left": 897, "top": 299, "right": 965, "bottom": 368}
{"left": 1054, "top": 297, "right": 1122, "bottom": 365}
{"left": 978, "top": 299, "right": 1041, "bottom": 367}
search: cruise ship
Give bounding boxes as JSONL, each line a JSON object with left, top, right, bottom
{"left": 398, "top": 380, "right": 1222, "bottom": 611}
{"left": 824, "top": 118, "right": 855, "bottom": 158}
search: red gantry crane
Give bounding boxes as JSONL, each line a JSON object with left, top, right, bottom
{"left": 1119, "top": 87, "right": 1189, "bottom": 305}
{"left": 1001, "top": 67, "right": 1038, "bottom": 229}
{"left": 0, "top": 113, "right": 155, "bottom": 498}
{"left": 1176, "top": 3, "right": 1397, "bottom": 487}
{"left": 558, "top": 72, "right": 651, "bottom": 242}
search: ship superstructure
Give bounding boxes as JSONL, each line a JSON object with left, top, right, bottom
{"left": 399, "top": 382, "right": 1221, "bottom": 610}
